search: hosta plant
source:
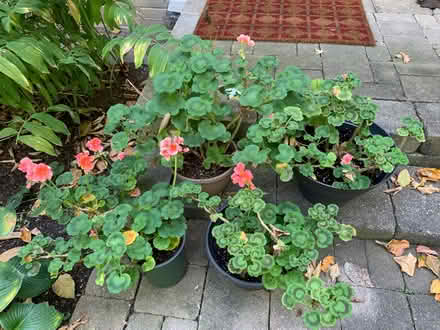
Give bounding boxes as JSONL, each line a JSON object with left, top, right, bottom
{"left": 234, "top": 71, "right": 425, "bottom": 189}
{"left": 4, "top": 137, "right": 189, "bottom": 294}
{"left": 171, "top": 163, "right": 356, "bottom": 329}
{"left": 103, "top": 34, "right": 283, "bottom": 177}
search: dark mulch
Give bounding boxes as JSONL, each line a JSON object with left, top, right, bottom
{"left": 179, "top": 151, "right": 230, "bottom": 179}
{"left": 0, "top": 63, "right": 148, "bottom": 323}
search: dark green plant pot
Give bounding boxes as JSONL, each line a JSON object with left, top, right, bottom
{"left": 144, "top": 235, "right": 187, "bottom": 288}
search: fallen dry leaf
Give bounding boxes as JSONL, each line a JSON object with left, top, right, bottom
{"left": 418, "top": 255, "right": 426, "bottom": 268}
{"left": 52, "top": 274, "right": 75, "bottom": 299}
{"left": 430, "top": 279, "right": 440, "bottom": 294}
{"left": 383, "top": 186, "right": 402, "bottom": 195}
{"left": 386, "top": 239, "right": 410, "bottom": 257}
{"left": 375, "top": 240, "right": 388, "bottom": 247}
{"left": 123, "top": 230, "right": 138, "bottom": 246}
{"left": 305, "top": 263, "right": 315, "bottom": 279}
{"left": 426, "top": 255, "right": 440, "bottom": 277}
{"left": 312, "top": 261, "right": 322, "bottom": 277}
{"left": 321, "top": 256, "right": 335, "bottom": 273}
{"left": 0, "top": 247, "right": 21, "bottom": 262}
{"left": 435, "top": 293, "right": 440, "bottom": 302}
{"left": 417, "top": 168, "right": 440, "bottom": 182}
{"left": 394, "top": 253, "right": 417, "bottom": 276}
{"left": 58, "top": 316, "right": 88, "bottom": 330}
{"left": 394, "top": 52, "right": 411, "bottom": 64}
{"left": 416, "top": 185, "right": 440, "bottom": 195}
{"left": 416, "top": 245, "right": 438, "bottom": 256}
{"left": 329, "top": 264, "right": 340, "bottom": 282}
{"left": 397, "top": 169, "right": 411, "bottom": 187}
{"left": 20, "top": 227, "right": 32, "bottom": 243}
{"left": 0, "top": 232, "right": 21, "bottom": 240}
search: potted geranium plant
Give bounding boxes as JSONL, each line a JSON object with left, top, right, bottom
{"left": 104, "top": 34, "right": 281, "bottom": 195}
{"left": 8, "top": 136, "right": 191, "bottom": 291}
{"left": 171, "top": 163, "right": 356, "bottom": 329}
{"left": 233, "top": 71, "right": 425, "bottom": 204}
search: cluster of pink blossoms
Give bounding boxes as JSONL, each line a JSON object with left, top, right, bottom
{"left": 236, "top": 34, "right": 255, "bottom": 47}
{"left": 159, "top": 136, "right": 189, "bottom": 160}
{"left": 340, "top": 153, "right": 353, "bottom": 165}
{"left": 18, "top": 158, "right": 53, "bottom": 188}
{"left": 231, "top": 163, "right": 255, "bottom": 190}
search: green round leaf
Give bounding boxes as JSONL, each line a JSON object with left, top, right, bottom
{"left": 185, "top": 97, "right": 212, "bottom": 117}
{"left": 281, "top": 291, "right": 296, "bottom": 310}
{"left": 142, "top": 256, "right": 156, "bottom": 272}
{"left": 0, "top": 302, "right": 63, "bottom": 330}
{"left": 303, "top": 310, "right": 321, "bottom": 329}
{"left": 0, "top": 262, "right": 23, "bottom": 312}
{"left": 306, "top": 277, "right": 323, "bottom": 291}
{"left": 106, "top": 272, "right": 131, "bottom": 294}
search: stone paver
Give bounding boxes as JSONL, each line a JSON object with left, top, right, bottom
{"left": 374, "top": 100, "right": 421, "bottom": 152}
{"left": 337, "top": 182, "right": 396, "bottom": 240}
{"left": 395, "top": 63, "right": 440, "bottom": 76}
{"left": 355, "top": 82, "right": 406, "bottom": 100}
{"left": 408, "top": 295, "right": 440, "bottom": 330}
{"left": 392, "top": 167, "right": 440, "bottom": 245}
{"left": 372, "top": 0, "right": 432, "bottom": 14}
{"left": 370, "top": 62, "right": 400, "bottom": 85}
{"left": 135, "top": 265, "right": 206, "bottom": 319}
{"left": 401, "top": 76, "right": 440, "bottom": 102}
{"left": 186, "top": 220, "right": 209, "bottom": 266}
{"left": 253, "top": 41, "right": 296, "bottom": 56}
{"left": 376, "top": 13, "right": 424, "bottom": 37}
{"left": 341, "top": 287, "right": 414, "bottom": 330}
{"left": 85, "top": 269, "right": 139, "bottom": 300}
{"left": 163, "top": 317, "right": 198, "bottom": 330}
{"left": 415, "top": 103, "right": 440, "bottom": 155}
{"left": 366, "top": 13, "right": 385, "bottom": 45}
{"left": 335, "top": 239, "right": 369, "bottom": 270}
{"left": 198, "top": 267, "right": 269, "bottom": 330}
{"left": 126, "top": 313, "right": 163, "bottom": 330}
{"left": 415, "top": 14, "right": 440, "bottom": 46}
{"left": 384, "top": 35, "right": 440, "bottom": 64}
{"left": 71, "top": 296, "right": 131, "bottom": 330}
{"left": 365, "top": 240, "right": 405, "bottom": 290}
{"left": 365, "top": 44, "right": 391, "bottom": 61}
{"left": 270, "top": 290, "right": 341, "bottom": 330}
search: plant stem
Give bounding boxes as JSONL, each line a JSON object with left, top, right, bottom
{"left": 256, "top": 212, "right": 281, "bottom": 242}
{"left": 172, "top": 156, "right": 178, "bottom": 187}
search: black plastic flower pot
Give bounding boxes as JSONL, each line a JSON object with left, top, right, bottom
{"left": 144, "top": 235, "right": 187, "bottom": 288}
{"left": 295, "top": 122, "right": 395, "bottom": 205}
{"left": 205, "top": 222, "right": 264, "bottom": 290}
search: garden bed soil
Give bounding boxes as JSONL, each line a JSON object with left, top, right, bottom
{"left": 179, "top": 152, "right": 230, "bottom": 179}
{"left": 0, "top": 63, "right": 148, "bottom": 323}
{"left": 152, "top": 239, "right": 183, "bottom": 265}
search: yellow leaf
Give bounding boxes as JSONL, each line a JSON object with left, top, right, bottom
{"left": 430, "top": 279, "right": 440, "bottom": 294}
{"left": 0, "top": 247, "right": 21, "bottom": 262}
{"left": 123, "top": 230, "right": 138, "bottom": 246}
{"left": 20, "top": 227, "right": 32, "bottom": 243}
{"left": 394, "top": 253, "right": 417, "bottom": 276}
{"left": 418, "top": 255, "right": 426, "bottom": 268}
{"left": 417, "top": 168, "right": 440, "bottom": 182}
{"left": 329, "top": 264, "right": 340, "bottom": 282}
{"left": 167, "top": 236, "right": 180, "bottom": 251}
{"left": 397, "top": 169, "right": 411, "bottom": 187}
{"left": 81, "top": 194, "right": 96, "bottom": 203}
{"left": 321, "top": 256, "right": 335, "bottom": 273}
{"left": 416, "top": 185, "right": 440, "bottom": 195}
{"left": 240, "top": 231, "right": 248, "bottom": 242}
{"left": 426, "top": 255, "right": 440, "bottom": 277}
{"left": 67, "top": 0, "right": 81, "bottom": 26}
{"left": 435, "top": 293, "right": 440, "bottom": 302}
{"left": 386, "top": 239, "right": 410, "bottom": 257}
{"left": 52, "top": 274, "right": 75, "bottom": 299}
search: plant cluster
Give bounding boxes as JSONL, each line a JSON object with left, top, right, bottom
{"left": 233, "top": 71, "right": 425, "bottom": 189}
{"left": 171, "top": 163, "right": 356, "bottom": 329}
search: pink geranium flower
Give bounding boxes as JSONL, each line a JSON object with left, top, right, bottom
{"left": 117, "top": 152, "right": 126, "bottom": 160}
{"left": 159, "top": 136, "right": 189, "bottom": 161}
{"left": 231, "top": 163, "right": 256, "bottom": 190}
{"left": 341, "top": 153, "right": 353, "bottom": 165}
{"left": 76, "top": 151, "right": 95, "bottom": 173}
{"left": 236, "top": 34, "right": 255, "bottom": 47}
{"left": 86, "top": 138, "right": 104, "bottom": 152}
{"left": 18, "top": 157, "right": 35, "bottom": 174}
{"left": 18, "top": 158, "right": 52, "bottom": 188}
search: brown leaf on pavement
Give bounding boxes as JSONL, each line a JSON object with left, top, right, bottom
{"left": 394, "top": 253, "right": 417, "bottom": 276}
{"left": 321, "top": 256, "right": 335, "bottom": 273}
{"left": 329, "top": 264, "right": 340, "bottom": 282}
{"left": 416, "top": 185, "right": 440, "bottom": 195}
{"left": 435, "top": 294, "right": 440, "bottom": 302}
{"left": 416, "top": 245, "right": 439, "bottom": 256}
{"left": 386, "top": 239, "right": 410, "bottom": 257}
{"left": 20, "top": 227, "right": 32, "bottom": 243}
{"left": 425, "top": 255, "right": 440, "bottom": 277}
{"left": 312, "top": 261, "right": 322, "bottom": 277}
{"left": 417, "top": 168, "right": 440, "bottom": 182}
{"left": 59, "top": 316, "right": 88, "bottom": 330}
{"left": 418, "top": 255, "right": 427, "bottom": 268}
{"left": 430, "top": 279, "right": 440, "bottom": 294}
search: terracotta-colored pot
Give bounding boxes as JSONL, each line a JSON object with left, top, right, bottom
{"left": 176, "top": 167, "right": 234, "bottom": 195}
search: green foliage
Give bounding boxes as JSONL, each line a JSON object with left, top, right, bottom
{"left": 0, "top": 302, "right": 63, "bottom": 330}
{"left": 237, "top": 70, "right": 422, "bottom": 190}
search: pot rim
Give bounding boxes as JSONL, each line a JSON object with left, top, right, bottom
{"left": 205, "top": 222, "right": 263, "bottom": 289}
{"left": 153, "top": 233, "right": 186, "bottom": 270}
{"left": 295, "top": 121, "right": 395, "bottom": 192}
{"left": 177, "top": 166, "right": 234, "bottom": 184}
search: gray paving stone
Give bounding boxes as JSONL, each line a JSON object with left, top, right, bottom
{"left": 253, "top": 41, "right": 296, "bottom": 56}
{"left": 337, "top": 182, "right": 395, "bottom": 240}
{"left": 384, "top": 36, "right": 440, "bottom": 64}
{"left": 71, "top": 296, "right": 131, "bottom": 330}
{"left": 321, "top": 44, "right": 374, "bottom": 82}
{"left": 415, "top": 14, "right": 440, "bottom": 46}
{"left": 126, "top": 313, "right": 163, "bottom": 330}
{"left": 366, "top": 13, "right": 385, "bottom": 45}
{"left": 403, "top": 248, "right": 437, "bottom": 294}
{"left": 270, "top": 290, "right": 341, "bottom": 330}
{"left": 415, "top": 103, "right": 440, "bottom": 155}
{"left": 370, "top": 62, "right": 400, "bottom": 85}
{"left": 376, "top": 13, "right": 424, "bottom": 37}
{"left": 409, "top": 295, "right": 440, "bottom": 330}
{"left": 181, "top": 0, "right": 206, "bottom": 15}
{"left": 372, "top": 0, "right": 432, "bottom": 14}
{"left": 186, "top": 220, "right": 209, "bottom": 266}
{"left": 85, "top": 269, "right": 139, "bottom": 300}
{"left": 355, "top": 82, "right": 406, "bottom": 100}
{"left": 395, "top": 63, "right": 440, "bottom": 76}
{"left": 401, "top": 76, "right": 440, "bottom": 102}
{"left": 374, "top": 100, "right": 421, "bottom": 153}
{"left": 392, "top": 166, "right": 440, "bottom": 245}
{"left": 335, "top": 239, "right": 368, "bottom": 269}
{"left": 362, "top": 0, "right": 377, "bottom": 12}
{"left": 341, "top": 287, "right": 414, "bottom": 330}
{"left": 135, "top": 265, "right": 206, "bottom": 319}
{"left": 407, "top": 152, "right": 440, "bottom": 167}
{"left": 198, "top": 267, "right": 269, "bottom": 330}
{"left": 171, "top": 14, "right": 199, "bottom": 38}
{"left": 276, "top": 178, "right": 313, "bottom": 214}
{"left": 366, "top": 45, "right": 392, "bottom": 61}
{"left": 163, "top": 317, "right": 198, "bottom": 330}
{"left": 365, "top": 240, "right": 405, "bottom": 290}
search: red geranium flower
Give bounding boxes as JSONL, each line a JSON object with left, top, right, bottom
{"left": 86, "top": 137, "right": 104, "bottom": 152}
{"left": 159, "top": 136, "right": 189, "bottom": 160}
{"left": 76, "top": 151, "right": 95, "bottom": 173}
{"left": 231, "top": 163, "right": 256, "bottom": 190}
